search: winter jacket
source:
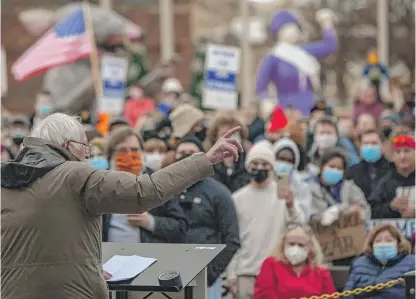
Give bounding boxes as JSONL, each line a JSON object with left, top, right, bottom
{"left": 254, "top": 257, "right": 337, "bottom": 299}
{"left": 353, "top": 101, "right": 384, "bottom": 121}
{"left": 102, "top": 200, "right": 188, "bottom": 243}
{"left": 102, "top": 167, "right": 189, "bottom": 243}
{"left": 177, "top": 177, "right": 240, "bottom": 286}
{"left": 310, "top": 179, "right": 371, "bottom": 222}
{"left": 212, "top": 151, "right": 251, "bottom": 193}
{"left": 369, "top": 168, "right": 415, "bottom": 219}
{"left": 344, "top": 254, "right": 415, "bottom": 299}
{"left": 248, "top": 117, "right": 265, "bottom": 143}
{"left": 1, "top": 137, "right": 213, "bottom": 299}
{"left": 346, "top": 157, "right": 393, "bottom": 199}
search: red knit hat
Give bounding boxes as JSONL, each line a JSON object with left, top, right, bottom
{"left": 268, "top": 106, "right": 288, "bottom": 133}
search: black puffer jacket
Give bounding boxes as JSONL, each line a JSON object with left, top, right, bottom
{"left": 177, "top": 178, "right": 240, "bottom": 286}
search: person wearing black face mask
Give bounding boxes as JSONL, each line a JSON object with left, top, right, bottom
{"left": 7, "top": 116, "right": 30, "bottom": 157}
{"left": 227, "top": 140, "right": 305, "bottom": 298}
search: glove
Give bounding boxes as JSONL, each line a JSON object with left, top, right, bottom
{"left": 321, "top": 205, "right": 341, "bottom": 226}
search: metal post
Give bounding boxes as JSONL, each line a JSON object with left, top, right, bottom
{"left": 377, "top": 0, "right": 389, "bottom": 66}
{"left": 159, "top": 0, "right": 175, "bottom": 61}
{"left": 240, "top": 0, "right": 254, "bottom": 107}
{"left": 99, "top": 0, "right": 112, "bottom": 9}
{"left": 404, "top": 270, "right": 415, "bottom": 299}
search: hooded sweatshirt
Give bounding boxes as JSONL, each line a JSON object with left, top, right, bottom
{"left": 273, "top": 138, "right": 313, "bottom": 221}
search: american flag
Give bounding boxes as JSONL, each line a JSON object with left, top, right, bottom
{"left": 12, "top": 8, "right": 93, "bottom": 81}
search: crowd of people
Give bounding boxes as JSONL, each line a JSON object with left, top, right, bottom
{"left": 1, "top": 76, "right": 415, "bottom": 299}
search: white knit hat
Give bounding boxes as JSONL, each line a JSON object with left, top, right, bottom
{"left": 245, "top": 140, "right": 275, "bottom": 170}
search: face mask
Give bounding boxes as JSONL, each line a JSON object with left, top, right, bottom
{"left": 250, "top": 169, "right": 269, "bottom": 183}
{"left": 284, "top": 245, "right": 308, "bottom": 265}
{"left": 361, "top": 145, "right": 382, "bottom": 163}
{"left": 144, "top": 153, "right": 164, "bottom": 171}
{"left": 322, "top": 167, "right": 344, "bottom": 185}
{"left": 88, "top": 157, "right": 109, "bottom": 170}
{"left": 373, "top": 243, "right": 398, "bottom": 264}
{"left": 10, "top": 130, "right": 28, "bottom": 146}
{"left": 275, "top": 161, "right": 294, "bottom": 174}
{"left": 315, "top": 134, "right": 338, "bottom": 150}
{"left": 114, "top": 151, "right": 143, "bottom": 175}
{"left": 38, "top": 105, "right": 52, "bottom": 116}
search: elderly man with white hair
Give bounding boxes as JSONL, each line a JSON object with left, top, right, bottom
{"left": 1, "top": 113, "right": 243, "bottom": 299}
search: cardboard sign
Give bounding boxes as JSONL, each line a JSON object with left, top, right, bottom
{"left": 310, "top": 212, "right": 366, "bottom": 261}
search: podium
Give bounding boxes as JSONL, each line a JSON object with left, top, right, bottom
{"left": 102, "top": 242, "right": 225, "bottom": 299}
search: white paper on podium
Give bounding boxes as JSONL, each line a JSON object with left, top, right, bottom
{"left": 103, "top": 255, "right": 157, "bottom": 282}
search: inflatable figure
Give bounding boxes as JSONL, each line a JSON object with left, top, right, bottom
{"left": 256, "top": 9, "right": 338, "bottom": 116}
{"left": 18, "top": 3, "right": 143, "bottom": 115}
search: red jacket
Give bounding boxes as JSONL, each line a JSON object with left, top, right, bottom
{"left": 254, "top": 257, "right": 337, "bottom": 299}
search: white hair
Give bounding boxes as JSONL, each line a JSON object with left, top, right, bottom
{"left": 30, "top": 113, "right": 86, "bottom": 150}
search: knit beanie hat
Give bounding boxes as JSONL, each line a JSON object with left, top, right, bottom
{"left": 245, "top": 140, "right": 275, "bottom": 170}
{"left": 273, "top": 137, "right": 300, "bottom": 169}
{"left": 177, "top": 136, "right": 204, "bottom": 152}
{"left": 270, "top": 10, "right": 299, "bottom": 37}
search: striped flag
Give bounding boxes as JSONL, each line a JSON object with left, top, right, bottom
{"left": 12, "top": 8, "right": 92, "bottom": 81}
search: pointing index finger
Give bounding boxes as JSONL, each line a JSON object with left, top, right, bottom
{"left": 222, "top": 126, "right": 241, "bottom": 139}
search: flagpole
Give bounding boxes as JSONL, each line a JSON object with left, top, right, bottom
{"left": 83, "top": 0, "right": 103, "bottom": 99}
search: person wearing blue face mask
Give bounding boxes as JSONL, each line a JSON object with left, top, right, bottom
{"left": 87, "top": 141, "right": 109, "bottom": 170}
{"left": 346, "top": 129, "right": 392, "bottom": 199}
{"left": 344, "top": 224, "right": 415, "bottom": 299}
{"left": 273, "top": 138, "right": 313, "bottom": 221}
{"left": 309, "top": 149, "right": 371, "bottom": 227}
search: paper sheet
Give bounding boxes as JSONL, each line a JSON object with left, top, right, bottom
{"left": 103, "top": 255, "right": 157, "bottom": 282}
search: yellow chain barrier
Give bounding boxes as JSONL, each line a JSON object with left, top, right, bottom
{"left": 298, "top": 278, "right": 405, "bottom": 299}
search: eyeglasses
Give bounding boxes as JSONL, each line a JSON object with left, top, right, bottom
{"left": 70, "top": 140, "right": 92, "bottom": 156}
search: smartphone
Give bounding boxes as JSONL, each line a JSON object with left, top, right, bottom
{"left": 275, "top": 172, "right": 289, "bottom": 189}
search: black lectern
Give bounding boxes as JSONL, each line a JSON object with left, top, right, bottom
{"left": 102, "top": 242, "right": 225, "bottom": 299}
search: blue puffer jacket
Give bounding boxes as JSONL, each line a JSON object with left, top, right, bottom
{"left": 343, "top": 254, "right": 415, "bottom": 299}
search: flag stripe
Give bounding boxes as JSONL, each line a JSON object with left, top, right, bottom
{"left": 11, "top": 8, "right": 92, "bottom": 81}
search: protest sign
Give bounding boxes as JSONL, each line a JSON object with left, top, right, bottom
{"left": 310, "top": 212, "right": 366, "bottom": 261}
{"left": 98, "top": 55, "right": 128, "bottom": 115}
{"left": 367, "top": 218, "right": 415, "bottom": 239}
{"left": 202, "top": 44, "right": 240, "bottom": 110}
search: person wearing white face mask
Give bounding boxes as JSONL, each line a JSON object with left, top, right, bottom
{"left": 273, "top": 138, "right": 313, "bottom": 221}
{"left": 307, "top": 118, "right": 359, "bottom": 179}
{"left": 254, "top": 223, "right": 337, "bottom": 299}
{"left": 142, "top": 138, "right": 168, "bottom": 172}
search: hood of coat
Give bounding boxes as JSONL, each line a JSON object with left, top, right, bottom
{"left": 1, "top": 137, "right": 80, "bottom": 188}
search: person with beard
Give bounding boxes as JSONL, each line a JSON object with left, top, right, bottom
{"left": 172, "top": 137, "right": 240, "bottom": 299}
{"left": 369, "top": 131, "right": 415, "bottom": 219}
{"left": 101, "top": 127, "right": 189, "bottom": 245}
{"left": 227, "top": 141, "right": 305, "bottom": 299}
{"left": 207, "top": 112, "right": 251, "bottom": 193}
{"left": 346, "top": 129, "right": 393, "bottom": 199}
{"left": 169, "top": 103, "right": 206, "bottom": 144}
{"left": 7, "top": 115, "right": 31, "bottom": 158}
